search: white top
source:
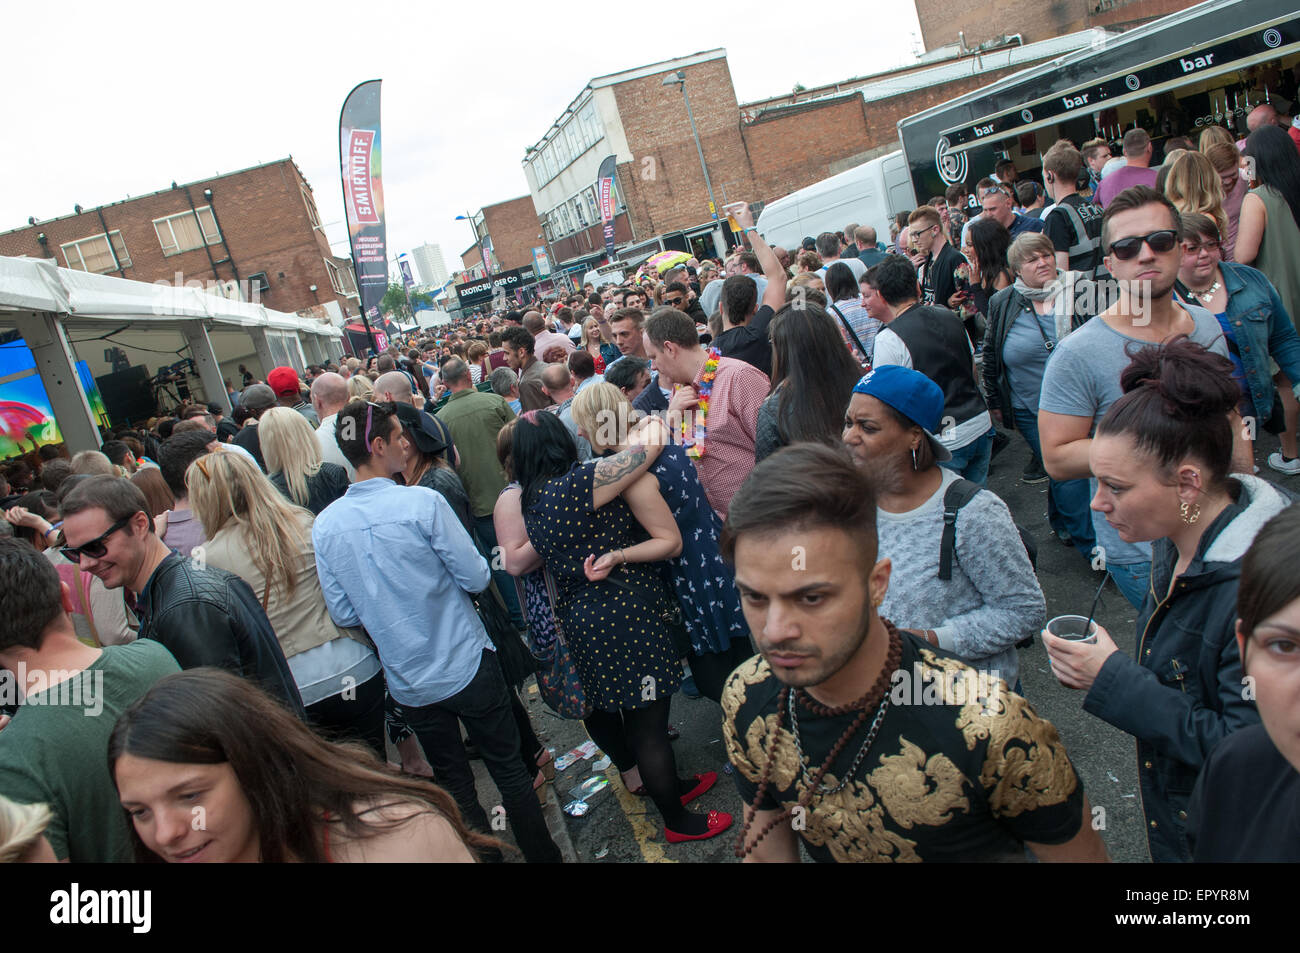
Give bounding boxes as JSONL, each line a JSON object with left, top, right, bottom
{"left": 316, "top": 413, "right": 357, "bottom": 481}
{"left": 870, "top": 326, "right": 992, "bottom": 452}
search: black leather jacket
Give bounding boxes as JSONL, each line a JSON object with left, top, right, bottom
{"left": 136, "top": 554, "right": 305, "bottom": 716}
{"left": 1082, "top": 477, "right": 1283, "bottom": 861}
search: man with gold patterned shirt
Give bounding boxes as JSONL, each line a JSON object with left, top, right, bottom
{"left": 719, "top": 443, "right": 1108, "bottom": 862}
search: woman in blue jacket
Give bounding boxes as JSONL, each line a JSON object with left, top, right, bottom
{"left": 1043, "top": 337, "right": 1277, "bottom": 862}
{"left": 1173, "top": 211, "right": 1300, "bottom": 474}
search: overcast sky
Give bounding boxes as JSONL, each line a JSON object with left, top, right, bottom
{"left": 3, "top": 1, "right": 922, "bottom": 284}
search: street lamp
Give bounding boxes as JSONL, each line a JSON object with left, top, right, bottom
{"left": 662, "top": 69, "right": 724, "bottom": 258}
{"left": 455, "top": 212, "right": 491, "bottom": 278}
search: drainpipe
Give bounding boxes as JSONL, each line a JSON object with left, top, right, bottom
{"left": 95, "top": 208, "right": 126, "bottom": 277}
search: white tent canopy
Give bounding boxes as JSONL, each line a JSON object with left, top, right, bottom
{"left": 0, "top": 254, "right": 342, "bottom": 453}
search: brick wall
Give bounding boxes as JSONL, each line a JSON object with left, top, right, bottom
{"left": 914, "top": 0, "right": 1202, "bottom": 51}
{"left": 482, "top": 195, "right": 544, "bottom": 270}
{"left": 614, "top": 58, "right": 757, "bottom": 239}
{"left": 738, "top": 64, "right": 1032, "bottom": 208}
{"left": 0, "top": 159, "right": 352, "bottom": 318}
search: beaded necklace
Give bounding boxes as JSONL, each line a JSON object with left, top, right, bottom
{"left": 734, "top": 621, "right": 904, "bottom": 859}
{"left": 681, "top": 348, "right": 720, "bottom": 460}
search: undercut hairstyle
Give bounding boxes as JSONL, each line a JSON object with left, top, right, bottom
{"left": 500, "top": 325, "right": 534, "bottom": 355}
{"left": 1101, "top": 184, "right": 1181, "bottom": 252}
{"left": 60, "top": 475, "right": 152, "bottom": 533}
{"left": 721, "top": 275, "right": 758, "bottom": 323}
{"left": 1043, "top": 144, "right": 1083, "bottom": 182}
{"left": 1096, "top": 336, "right": 1239, "bottom": 493}
{"left": 158, "top": 430, "right": 217, "bottom": 498}
{"left": 0, "top": 537, "right": 64, "bottom": 651}
{"left": 489, "top": 367, "right": 518, "bottom": 396}
{"left": 664, "top": 281, "right": 689, "bottom": 298}
{"left": 721, "top": 442, "right": 878, "bottom": 569}
{"left": 604, "top": 356, "right": 649, "bottom": 392}
{"left": 335, "top": 399, "right": 400, "bottom": 469}
{"left": 610, "top": 307, "right": 644, "bottom": 328}
{"left": 864, "top": 254, "right": 920, "bottom": 307}
{"left": 1081, "top": 138, "right": 1110, "bottom": 162}
{"left": 908, "top": 206, "right": 941, "bottom": 229}
{"left": 644, "top": 307, "right": 700, "bottom": 350}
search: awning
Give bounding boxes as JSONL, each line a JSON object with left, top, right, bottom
{"left": 938, "top": 6, "right": 1300, "bottom": 153}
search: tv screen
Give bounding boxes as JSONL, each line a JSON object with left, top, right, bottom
{"left": 0, "top": 336, "right": 110, "bottom": 457}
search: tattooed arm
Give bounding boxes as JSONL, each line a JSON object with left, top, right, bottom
{"left": 591, "top": 433, "right": 663, "bottom": 510}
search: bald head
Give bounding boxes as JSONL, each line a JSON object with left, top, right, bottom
{"left": 310, "top": 372, "right": 349, "bottom": 417}
{"left": 1247, "top": 103, "right": 1282, "bottom": 132}
{"left": 540, "top": 363, "right": 573, "bottom": 401}
{"left": 522, "top": 312, "right": 545, "bottom": 335}
{"left": 373, "top": 371, "right": 416, "bottom": 404}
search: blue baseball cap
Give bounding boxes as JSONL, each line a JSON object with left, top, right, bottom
{"left": 851, "top": 365, "right": 952, "bottom": 462}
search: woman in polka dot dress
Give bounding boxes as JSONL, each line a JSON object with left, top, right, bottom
{"left": 513, "top": 411, "right": 732, "bottom": 842}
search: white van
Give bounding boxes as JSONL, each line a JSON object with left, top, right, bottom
{"left": 582, "top": 262, "right": 628, "bottom": 290}
{"left": 756, "top": 150, "right": 912, "bottom": 252}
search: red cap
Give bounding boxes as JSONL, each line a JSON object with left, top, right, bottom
{"left": 266, "top": 366, "right": 301, "bottom": 397}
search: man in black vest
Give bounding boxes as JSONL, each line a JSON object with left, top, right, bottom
{"left": 863, "top": 256, "right": 996, "bottom": 486}
{"left": 1042, "top": 144, "right": 1107, "bottom": 276}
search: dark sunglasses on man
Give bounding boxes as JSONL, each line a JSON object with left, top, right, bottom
{"left": 666, "top": 296, "right": 685, "bottom": 307}
{"left": 60, "top": 514, "right": 134, "bottom": 562}
{"left": 1106, "top": 229, "right": 1179, "bottom": 261}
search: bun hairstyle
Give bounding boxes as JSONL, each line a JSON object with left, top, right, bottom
{"left": 1097, "top": 336, "right": 1240, "bottom": 489}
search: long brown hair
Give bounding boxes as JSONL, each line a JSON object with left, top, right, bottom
{"left": 108, "top": 669, "right": 502, "bottom": 862}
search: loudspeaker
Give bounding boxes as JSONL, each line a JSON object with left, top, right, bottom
{"left": 96, "top": 366, "right": 155, "bottom": 428}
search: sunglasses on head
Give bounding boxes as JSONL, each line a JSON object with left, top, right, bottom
{"left": 60, "top": 515, "right": 134, "bottom": 562}
{"left": 1107, "top": 229, "right": 1179, "bottom": 260}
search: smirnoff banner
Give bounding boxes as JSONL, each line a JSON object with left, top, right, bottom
{"left": 596, "top": 154, "right": 617, "bottom": 261}
{"left": 339, "top": 79, "right": 388, "bottom": 350}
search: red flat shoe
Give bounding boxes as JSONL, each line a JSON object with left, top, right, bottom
{"left": 664, "top": 809, "right": 733, "bottom": 844}
{"left": 679, "top": 771, "right": 717, "bottom": 806}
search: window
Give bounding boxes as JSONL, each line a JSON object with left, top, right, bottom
{"left": 566, "top": 123, "right": 583, "bottom": 159}
{"left": 584, "top": 187, "right": 599, "bottom": 224}
{"left": 153, "top": 207, "right": 221, "bottom": 256}
{"left": 301, "top": 186, "right": 321, "bottom": 229}
{"left": 61, "top": 231, "right": 131, "bottom": 273}
{"left": 554, "top": 131, "right": 571, "bottom": 166}
{"left": 580, "top": 103, "right": 600, "bottom": 147}
{"left": 324, "top": 258, "right": 347, "bottom": 295}
{"left": 573, "top": 196, "right": 588, "bottom": 227}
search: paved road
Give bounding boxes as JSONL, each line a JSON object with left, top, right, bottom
{"left": 473, "top": 428, "right": 1293, "bottom": 864}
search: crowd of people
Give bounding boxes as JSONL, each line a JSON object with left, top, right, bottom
{"left": 2, "top": 116, "right": 1300, "bottom": 864}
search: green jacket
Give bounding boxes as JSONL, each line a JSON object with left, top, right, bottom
{"left": 435, "top": 388, "right": 516, "bottom": 517}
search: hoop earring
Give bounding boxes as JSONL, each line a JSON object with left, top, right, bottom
{"left": 912, "top": 447, "right": 919, "bottom": 471}
{"left": 1180, "top": 501, "right": 1201, "bottom": 525}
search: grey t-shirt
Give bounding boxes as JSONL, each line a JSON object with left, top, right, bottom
{"left": 1038, "top": 304, "right": 1227, "bottom": 566}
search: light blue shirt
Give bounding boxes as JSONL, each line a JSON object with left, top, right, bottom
{"left": 312, "top": 478, "right": 492, "bottom": 707}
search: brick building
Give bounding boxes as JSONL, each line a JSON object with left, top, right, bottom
{"left": 516, "top": 42, "right": 1100, "bottom": 265}
{"left": 0, "top": 158, "right": 360, "bottom": 325}
{"left": 913, "top": 0, "right": 1203, "bottom": 52}
{"left": 457, "top": 194, "right": 544, "bottom": 275}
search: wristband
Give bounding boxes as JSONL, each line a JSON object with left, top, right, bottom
{"left": 743, "top": 227, "right": 757, "bottom": 234}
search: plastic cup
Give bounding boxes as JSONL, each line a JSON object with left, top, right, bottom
{"left": 1046, "top": 614, "right": 1098, "bottom": 644}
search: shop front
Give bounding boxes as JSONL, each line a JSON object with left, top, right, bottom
{"left": 898, "top": 0, "right": 1299, "bottom": 202}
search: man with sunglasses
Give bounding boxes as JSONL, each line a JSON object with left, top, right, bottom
{"left": 58, "top": 475, "right": 305, "bottom": 715}
{"left": 1038, "top": 186, "right": 1229, "bottom": 610}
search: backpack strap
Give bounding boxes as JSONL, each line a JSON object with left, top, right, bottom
{"left": 938, "top": 478, "right": 981, "bottom": 582}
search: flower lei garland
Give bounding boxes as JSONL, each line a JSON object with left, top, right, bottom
{"left": 682, "top": 348, "right": 720, "bottom": 460}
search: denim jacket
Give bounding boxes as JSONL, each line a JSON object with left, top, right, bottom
{"left": 1082, "top": 475, "right": 1282, "bottom": 861}
{"left": 1179, "top": 262, "right": 1300, "bottom": 429}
